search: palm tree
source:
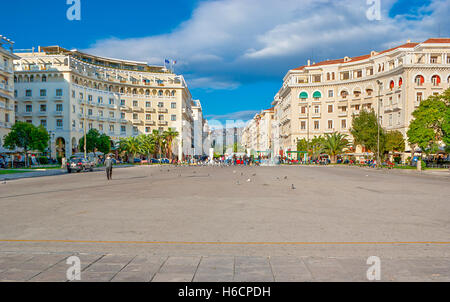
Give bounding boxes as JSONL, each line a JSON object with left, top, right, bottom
{"left": 120, "top": 137, "right": 142, "bottom": 163}
{"left": 322, "top": 132, "right": 350, "bottom": 163}
{"left": 163, "top": 128, "right": 179, "bottom": 162}
{"left": 150, "top": 130, "right": 164, "bottom": 159}
{"left": 138, "top": 135, "right": 155, "bottom": 164}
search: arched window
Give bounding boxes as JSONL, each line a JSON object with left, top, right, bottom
{"left": 340, "top": 90, "right": 349, "bottom": 99}
{"left": 398, "top": 78, "right": 403, "bottom": 88}
{"left": 326, "top": 73, "right": 330, "bottom": 81}
{"left": 171, "top": 90, "right": 176, "bottom": 96}
{"left": 447, "top": 75, "right": 450, "bottom": 83}
{"left": 332, "top": 72, "right": 335, "bottom": 80}
{"left": 313, "top": 91, "right": 322, "bottom": 99}
{"left": 431, "top": 75, "right": 441, "bottom": 86}
{"left": 158, "top": 90, "right": 163, "bottom": 96}
{"left": 42, "top": 75, "right": 47, "bottom": 82}
{"left": 389, "top": 80, "right": 395, "bottom": 91}
{"left": 415, "top": 75, "right": 424, "bottom": 86}
{"left": 299, "top": 92, "right": 308, "bottom": 99}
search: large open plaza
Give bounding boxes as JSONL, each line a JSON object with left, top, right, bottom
{"left": 0, "top": 165, "right": 449, "bottom": 282}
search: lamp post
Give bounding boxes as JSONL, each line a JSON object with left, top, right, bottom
{"left": 376, "top": 80, "right": 382, "bottom": 168}
{"left": 83, "top": 86, "right": 87, "bottom": 159}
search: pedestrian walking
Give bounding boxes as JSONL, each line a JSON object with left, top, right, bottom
{"left": 105, "top": 155, "right": 113, "bottom": 180}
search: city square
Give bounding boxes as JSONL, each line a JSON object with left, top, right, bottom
{"left": 0, "top": 165, "right": 449, "bottom": 282}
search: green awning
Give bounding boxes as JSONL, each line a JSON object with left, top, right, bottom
{"left": 299, "top": 92, "right": 308, "bottom": 99}
{"left": 313, "top": 91, "right": 322, "bottom": 98}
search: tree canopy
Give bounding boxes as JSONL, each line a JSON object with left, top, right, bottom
{"left": 79, "top": 129, "right": 111, "bottom": 155}
{"left": 407, "top": 88, "right": 450, "bottom": 154}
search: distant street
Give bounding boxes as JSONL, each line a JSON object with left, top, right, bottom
{"left": 0, "top": 165, "right": 449, "bottom": 281}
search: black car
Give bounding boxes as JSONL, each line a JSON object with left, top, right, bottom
{"left": 67, "top": 158, "right": 95, "bottom": 173}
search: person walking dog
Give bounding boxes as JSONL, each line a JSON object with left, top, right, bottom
{"left": 105, "top": 155, "right": 113, "bottom": 180}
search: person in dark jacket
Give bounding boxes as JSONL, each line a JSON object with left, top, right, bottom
{"left": 105, "top": 155, "right": 113, "bottom": 180}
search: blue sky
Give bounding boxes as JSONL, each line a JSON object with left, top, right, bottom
{"left": 1, "top": 0, "right": 449, "bottom": 122}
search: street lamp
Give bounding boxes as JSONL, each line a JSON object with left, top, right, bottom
{"left": 376, "top": 80, "right": 382, "bottom": 168}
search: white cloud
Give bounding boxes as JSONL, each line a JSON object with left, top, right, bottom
{"left": 85, "top": 0, "right": 450, "bottom": 90}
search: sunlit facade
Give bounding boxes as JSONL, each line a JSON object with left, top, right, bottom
{"left": 13, "top": 46, "right": 196, "bottom": 159}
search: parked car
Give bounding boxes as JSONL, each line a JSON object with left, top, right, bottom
{"left": 133, "top": 158, "right": 142, "bottom": 164}
{"left": 150, "top": 158, "right": 160, "bottom": 164}
{"left": 160, "top": 158, "right": 170, "bottom": 164}
{"left": 67, "top": 158, "right": 95, "bottom": 173}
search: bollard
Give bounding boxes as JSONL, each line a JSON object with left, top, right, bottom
{"left": 417, "top": 159, "right": 422, "bottom": 172}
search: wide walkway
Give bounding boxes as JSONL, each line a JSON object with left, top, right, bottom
{"left": 1, "top": 165, "right": 449, "bottom": 281}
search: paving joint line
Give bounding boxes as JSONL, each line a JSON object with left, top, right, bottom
{"left": 149, "top": 256, "right": 169, "bottom": 282}
{"left": 109, "top": 255, "right": 137, "bottom": 282}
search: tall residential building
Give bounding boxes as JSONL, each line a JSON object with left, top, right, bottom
{"left": 241, "top": 108, "right": 274, "bottom": 155}
{"left": 0, "top": 35, "right": 19, "bottom": 149}
{"left": 272, "top": 38, "right": 450, "bottom": 157}
{"left": 13, "top": 46, "right": 196, "bottom": 159}
{"left": 192, "top": 99, "right": 206, "bottom": 156}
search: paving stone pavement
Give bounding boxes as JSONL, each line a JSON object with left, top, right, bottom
{"left": 0, "top": 252, "right": 449, "bottom": 282}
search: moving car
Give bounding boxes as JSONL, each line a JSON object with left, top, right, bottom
{"left": 67, "top": 158, "right": 95, "bottom": 173}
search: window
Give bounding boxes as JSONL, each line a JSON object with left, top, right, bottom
{"left": 79, "top": 92, "right": 84, "bottom": 100}
{"left": 72, "top": 105, "right": 76, "bottom": 113}
{"left": 415, "top": 75, "right": 424, "bottom": 86}
{"left": 171, "top": 115, "right": 176, "bottom": 121}
{"left": 40, "top": 89, "right": 46, "bottom": 97}
{"left": 56, "top": 104, "right": 63, "bottom": 112}
{"left": 109, "top": 112, "right": 115, "bottom": 118}
{"left": 109, "top": 98, "right": 115, "bottom": 105}
{"left": 389, "top": 114, "right": 393, "bottom": 126}
{"left": 158, "top": 115, "right": 164, "bottom": 121}
{"left": 146, "top": 127, "right": 151, "bottom": 133}
{"left": 80, "top": 122, "right": 83, "bottom": 129}
{"left": 14, "top": 90, "right": 17, "bottom": 98}
{"left": 313, "top": 91, "right": 322, "bottom": 99}
{"left": 5, "top": 113, "right": 9, "bottom": 123}
{"left": 72, "top": 90, "right": 76, "bottom": 98}
{"left": 56, "top": 119, "right": 63, "bottom": 128}
{"left": 133, "top": 100, "right": 138, "bottom": 107}
{"left": 40, "top": 104, "right": 47, "bottom": 112}
{"left": 133, "top": 113, "right": 138, "bottom": 120}
{"left": 340, "top": 90, "right": 348, "bottom": 99}
{"left": 120, "top": 99, "right": 125, "bottom": 106}
{"left": 56, "top": 89, "right": 63, "bottom": 97}
{"left": 314, "top": 105, "right": 320, "bottom": 114}
{"left": 314, "top": 121, "right": 320, "bottom": 130}
{"left": 121, "top": 112, "right": 125, "bottom": 119}
{"left": 327, "top": 105, "right": 333, "bottom": 113}
{"left": 42, "top": 75, "right": 47, "bottom": 82}
{"left": 40, "top": 120, "right": 47, "bottom": 127}
{"left": 99, "top": 124, "right": 103, "bottom": 131}
{"left": 431, "top": 75, "right": 441, "bottom": 86}
{"left": 171, "top": 102, "right": 176, "bottom": 109}
{"left": 26, "top": 104, "right": 33, "bottom": 112}
{"left": 416, "top": 92, "right": 423, "bottom": 103}
{"left": 88, "top": 109, "right": 93, "bottom": 116}
{"left": 399, "top": 78, "right": 403, "bottom": 88}
{"left": 133, "top": 126, "right": 138, "bottom": 133}
{"left": 121, "top": 125, "right": 126, "bottom": 133}
{"left": 301, "top": 106, "right": 306, "bottom": 114}
{"left": 300, "top": 121, "right": 306, "bottom": 130}
{"left": 146, "top": 114, "right": 151, "bottom": 120}
{"left": 146, "top": 101, "right": 151, "bottom": 107}
{"left": 88, "top": 123, "right": 93, "bottom": 130}
{"left": 341, "top": 119, "right": 347, "bottom": 129}
{"left": 158, "top": 102, "right": 164, "bottom": 108}
{"left": 72, "top": 120, "right": 76, "bottom": 128}
{"left": 328, "top": 90, "right": 334, "bottom": 98}
{"left": 26, "top": 89, "right": 32, "bottom": 97}
{"left": 430, "top": 56, "right": 438, "bottom": 63}
{"left": 397, "top": 112, "right": 401, "bottom": 125}
{"left": 328, "top": 120, "right": 333, "bottom": 129}
{"left": 98, "top": 97, "right": 103, "bottom": 104}
{"left": 99, "top": 110, "right": 103, "bottom": 117}
{"left": 299, "top": 92, "right": 308, "bottom": 100}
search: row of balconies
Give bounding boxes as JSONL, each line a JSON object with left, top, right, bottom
{"left": 19, "top": 110, "right": 64, "bottom": 117}
{"left": 0, "top": 83, "right": 14, "bottom": 92}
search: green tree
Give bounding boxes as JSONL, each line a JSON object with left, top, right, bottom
{"left": 296, "top": 138, "right": 308, "bottom": 152}
{"left": 310, "top": 136, "right": 325, "bottom": 159}
{"left": 407, "top": 89, "right": 449, "bottom": 154}
{"left": 350, "top": 109, "right": 385, "bottom": 158}
{"left": 150, "top": 130, "right": 164, "bottom": 159}
{"left": 3, "top": 122, "right": 50, "bottom": 167}
{"left": 79, "top": 129, "right": 111, "bottom": 155}
{"left": 163, "top": 128, "right": 179, "bottom": 162}
{"left": 118, "top": 137, "right": 142, "bottom": 162}
{"left": 138, "top": 134, "right": 155, "bottom": 163}
{"left": 322, "top": 132, "right": 350, "bottom": 163}
{"left": 385, "top": 131, "right": 405, "bottom": 155}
